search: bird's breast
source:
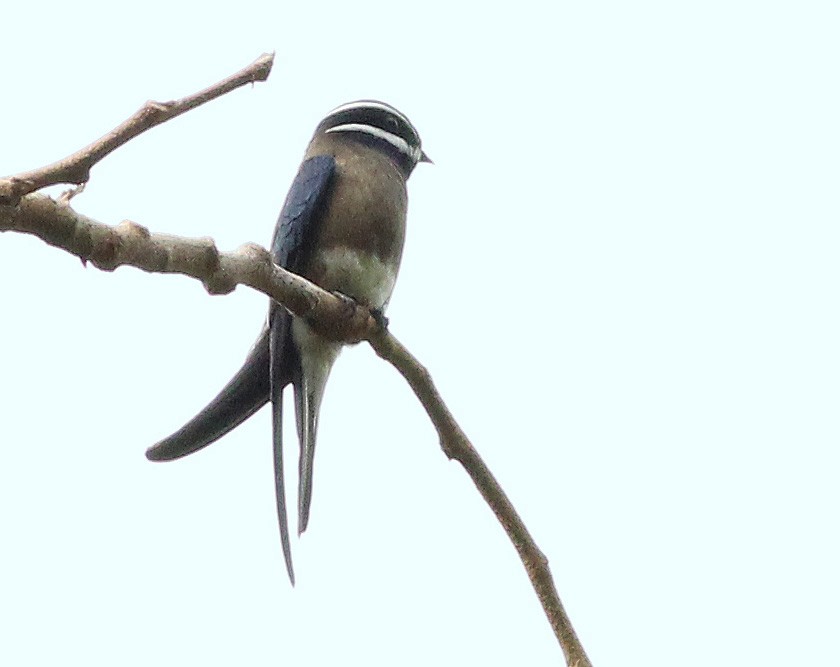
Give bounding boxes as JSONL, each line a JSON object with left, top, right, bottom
{"left": 308, "top": 246, "right": 398, "bottom": 310}
{"left": 301, "top": 138, "right": 409, "bottom": 310}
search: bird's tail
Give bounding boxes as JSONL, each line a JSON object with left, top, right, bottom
{"left": 294, "top": 343, "right": 339, "bottom": 535}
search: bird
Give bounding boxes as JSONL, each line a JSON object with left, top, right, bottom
{"left": 145, "top": 100, "right": 430, "bottom": 585}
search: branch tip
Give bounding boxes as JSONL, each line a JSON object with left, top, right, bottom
{"left": 0, "top": 52, "right": 276, "bottom": 205}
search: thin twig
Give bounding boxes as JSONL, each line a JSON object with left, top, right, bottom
{"left": 368, "top": 333, "right": 593, "bottom": 667}
{"left": 0, "top": 53, "right": 274, "bottom": 206}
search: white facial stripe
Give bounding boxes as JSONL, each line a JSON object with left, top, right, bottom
{"left": 327, "top": 100, "right": 412, "bottom": 127}
{"left": 325, "top": 123, "right": 422, "bottom": 162}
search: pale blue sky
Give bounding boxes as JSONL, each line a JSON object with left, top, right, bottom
{"left": 1, "top": 2, "right": 838, "bottom": 665}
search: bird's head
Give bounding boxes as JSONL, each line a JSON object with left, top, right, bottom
{"left": 315, "top": 100, "right": 431, "bottom": 178}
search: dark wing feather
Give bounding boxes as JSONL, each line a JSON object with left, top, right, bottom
{"left": 271, "top": 155, "right": 336, "bottom": 269}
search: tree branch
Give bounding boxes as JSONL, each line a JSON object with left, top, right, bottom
{"left": 0, "top": 52, "right": 593, "bottom": 666}
{"left": 0, "top": 194, "right": 593, "bottom": 665}
{"left": 369, "top": 334, "right": 593, "bottom": 667}
{"left": 0, "top": 53, "right": 274, "bottom": 206}
{"left": 0, "top": 194, "right": 375, "bottom": 343}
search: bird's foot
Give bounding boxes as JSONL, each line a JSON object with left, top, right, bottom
{"left": 329, "top": 292, "right": 388, "bottom": 338}
{"left": 369, "top": 307, "right": 389, "bottom": 330}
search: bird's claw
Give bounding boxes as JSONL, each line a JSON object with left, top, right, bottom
{"left": 330, "top": 292, "right": 388, "bottom": 331}
{"left": 370, "top": 307, "right": 389, "bottom": 330}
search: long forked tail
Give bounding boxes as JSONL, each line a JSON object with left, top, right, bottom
{"left": 294, "top": 338, "right": 340, "bottom": 535}
{"left": 270, "top": 310, "right": 295, "bottom": 584}
{"left": 145, "top": 328, "right": 271, "bottom": 461}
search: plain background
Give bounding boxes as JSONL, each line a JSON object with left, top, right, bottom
{"left": 1, "top": 2, "right": 838, "bottom": 665}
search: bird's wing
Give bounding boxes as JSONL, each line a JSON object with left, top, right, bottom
{"left": 270, "top": 155, "right": 336, "bottom": 269}
{"left": 269, "top": 155, "right": 336, "bottom": 583}
{"left": 145, "top": 330, "right": 271, "bottom": 461}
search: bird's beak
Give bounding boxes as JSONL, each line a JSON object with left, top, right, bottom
{"left": 420, "top": 150, "right": 433, "bottom": 164}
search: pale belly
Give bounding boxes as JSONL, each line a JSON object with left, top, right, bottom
{"left": 292, "top": 245, "right": 398, "bottom": 379}
{"left": 309, "top": 246, "right": 398, "bottom": 311}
